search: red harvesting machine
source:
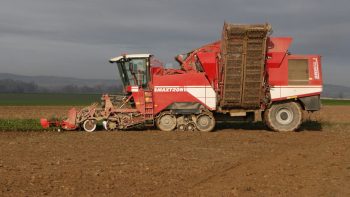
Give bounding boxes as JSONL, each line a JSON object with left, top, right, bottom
{"left": 41, "top": 23, "right": 322, "bottom": 132}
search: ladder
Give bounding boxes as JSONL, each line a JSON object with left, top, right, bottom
{"left": 144, "top": 91, "right": 154, "bottom": 126}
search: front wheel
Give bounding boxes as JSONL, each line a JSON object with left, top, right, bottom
{"left": 83, "top": 119, "right": 97, "bottom": 132}
{"left": 264, "top": 102, "right": 302, "bottom": 132}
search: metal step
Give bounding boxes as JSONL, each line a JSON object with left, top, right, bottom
{"left": 144, "top": 91, "right": 154, "bottom": 126}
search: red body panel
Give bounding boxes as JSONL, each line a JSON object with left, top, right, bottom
{"left": 152, "top": 72, "right": 215, "bottom": 114}
{"left": 266, "top": 37, "right": 323, "bottom": 87}
{"left": 180, "top": 41, "right": 220, "bottom": 91}
{"left": 267, "top": 54, "right": 322, "bottom": 87}
{"left": 132, "top": 90, "right": 146, "bottom": 114}
{"left": 196, "top": 52, "right": 218, "bottom": 88}
{"left": 267, "top": 37, "right": 292, "bottom": 68}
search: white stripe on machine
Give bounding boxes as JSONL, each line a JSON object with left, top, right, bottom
{"left": 154, "top": 86, "right": 216, "bottom": 110}
{"left": 270, "top": 85, "right": 322, "bottom": 99}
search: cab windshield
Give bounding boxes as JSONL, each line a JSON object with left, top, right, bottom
{"left": 117, "top": 58, "right": 149, "bottom": 88}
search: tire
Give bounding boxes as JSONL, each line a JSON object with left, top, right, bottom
{"left": 196, "top": 113, "right": 215, "bottom": 132}
{"left": 264, "top": 102, "right": 302, "bottom": 132}
{"left": 83, "top": 119, "right": 97, "bottom": 132}
{"left": 156, "top": 112, "right": 177, "bottom": 132}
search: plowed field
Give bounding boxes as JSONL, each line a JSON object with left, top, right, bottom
{"left": 0, "top": 106, "right": 350, "bottom": 196}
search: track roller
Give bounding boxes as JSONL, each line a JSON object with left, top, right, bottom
{"left": 186, "top": 123, "right": 196, "bottom": 131}
{"left": 106, "top": 120, "right": 119, "bottom": 131}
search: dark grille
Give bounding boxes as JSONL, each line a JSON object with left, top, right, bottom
{"left": 288, "top": 59, "right": 309, "bottom": 85}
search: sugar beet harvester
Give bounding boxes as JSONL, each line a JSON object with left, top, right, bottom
{"left": 40, "top": 23, "right": 323, "bottom": 132}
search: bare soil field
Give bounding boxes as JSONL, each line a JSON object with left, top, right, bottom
{"left": 0, "top": 106, "right": 350, "bottom": 196}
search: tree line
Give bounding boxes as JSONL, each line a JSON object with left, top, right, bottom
{"left": 0, "top": 79, "right": 122, "bottom": 94}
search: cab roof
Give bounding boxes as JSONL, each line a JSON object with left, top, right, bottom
{"left": 109, "top": 54, "right": 152, "bottom": 63}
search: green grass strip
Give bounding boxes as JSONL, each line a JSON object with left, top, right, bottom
{"left": 321, "top": 99, "right": 350, "bottom": 106}
{"left": 0, "top": 119, "right": 45, "bottom": 132}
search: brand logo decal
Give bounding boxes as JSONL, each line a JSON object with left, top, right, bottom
{"left": 154, "top": 87, "right": 185, "bottom": 92}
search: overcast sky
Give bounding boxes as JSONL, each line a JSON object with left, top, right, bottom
{"left": 0, "top": 0, "right": 349, "bottom": 86}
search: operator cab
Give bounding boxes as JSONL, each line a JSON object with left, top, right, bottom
{"left": 109, "top": 54, "right": 152, "bottom": 92}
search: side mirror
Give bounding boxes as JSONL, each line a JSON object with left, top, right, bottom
{"left": 175, "top": 55, "right": 184, "bottom": 64}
